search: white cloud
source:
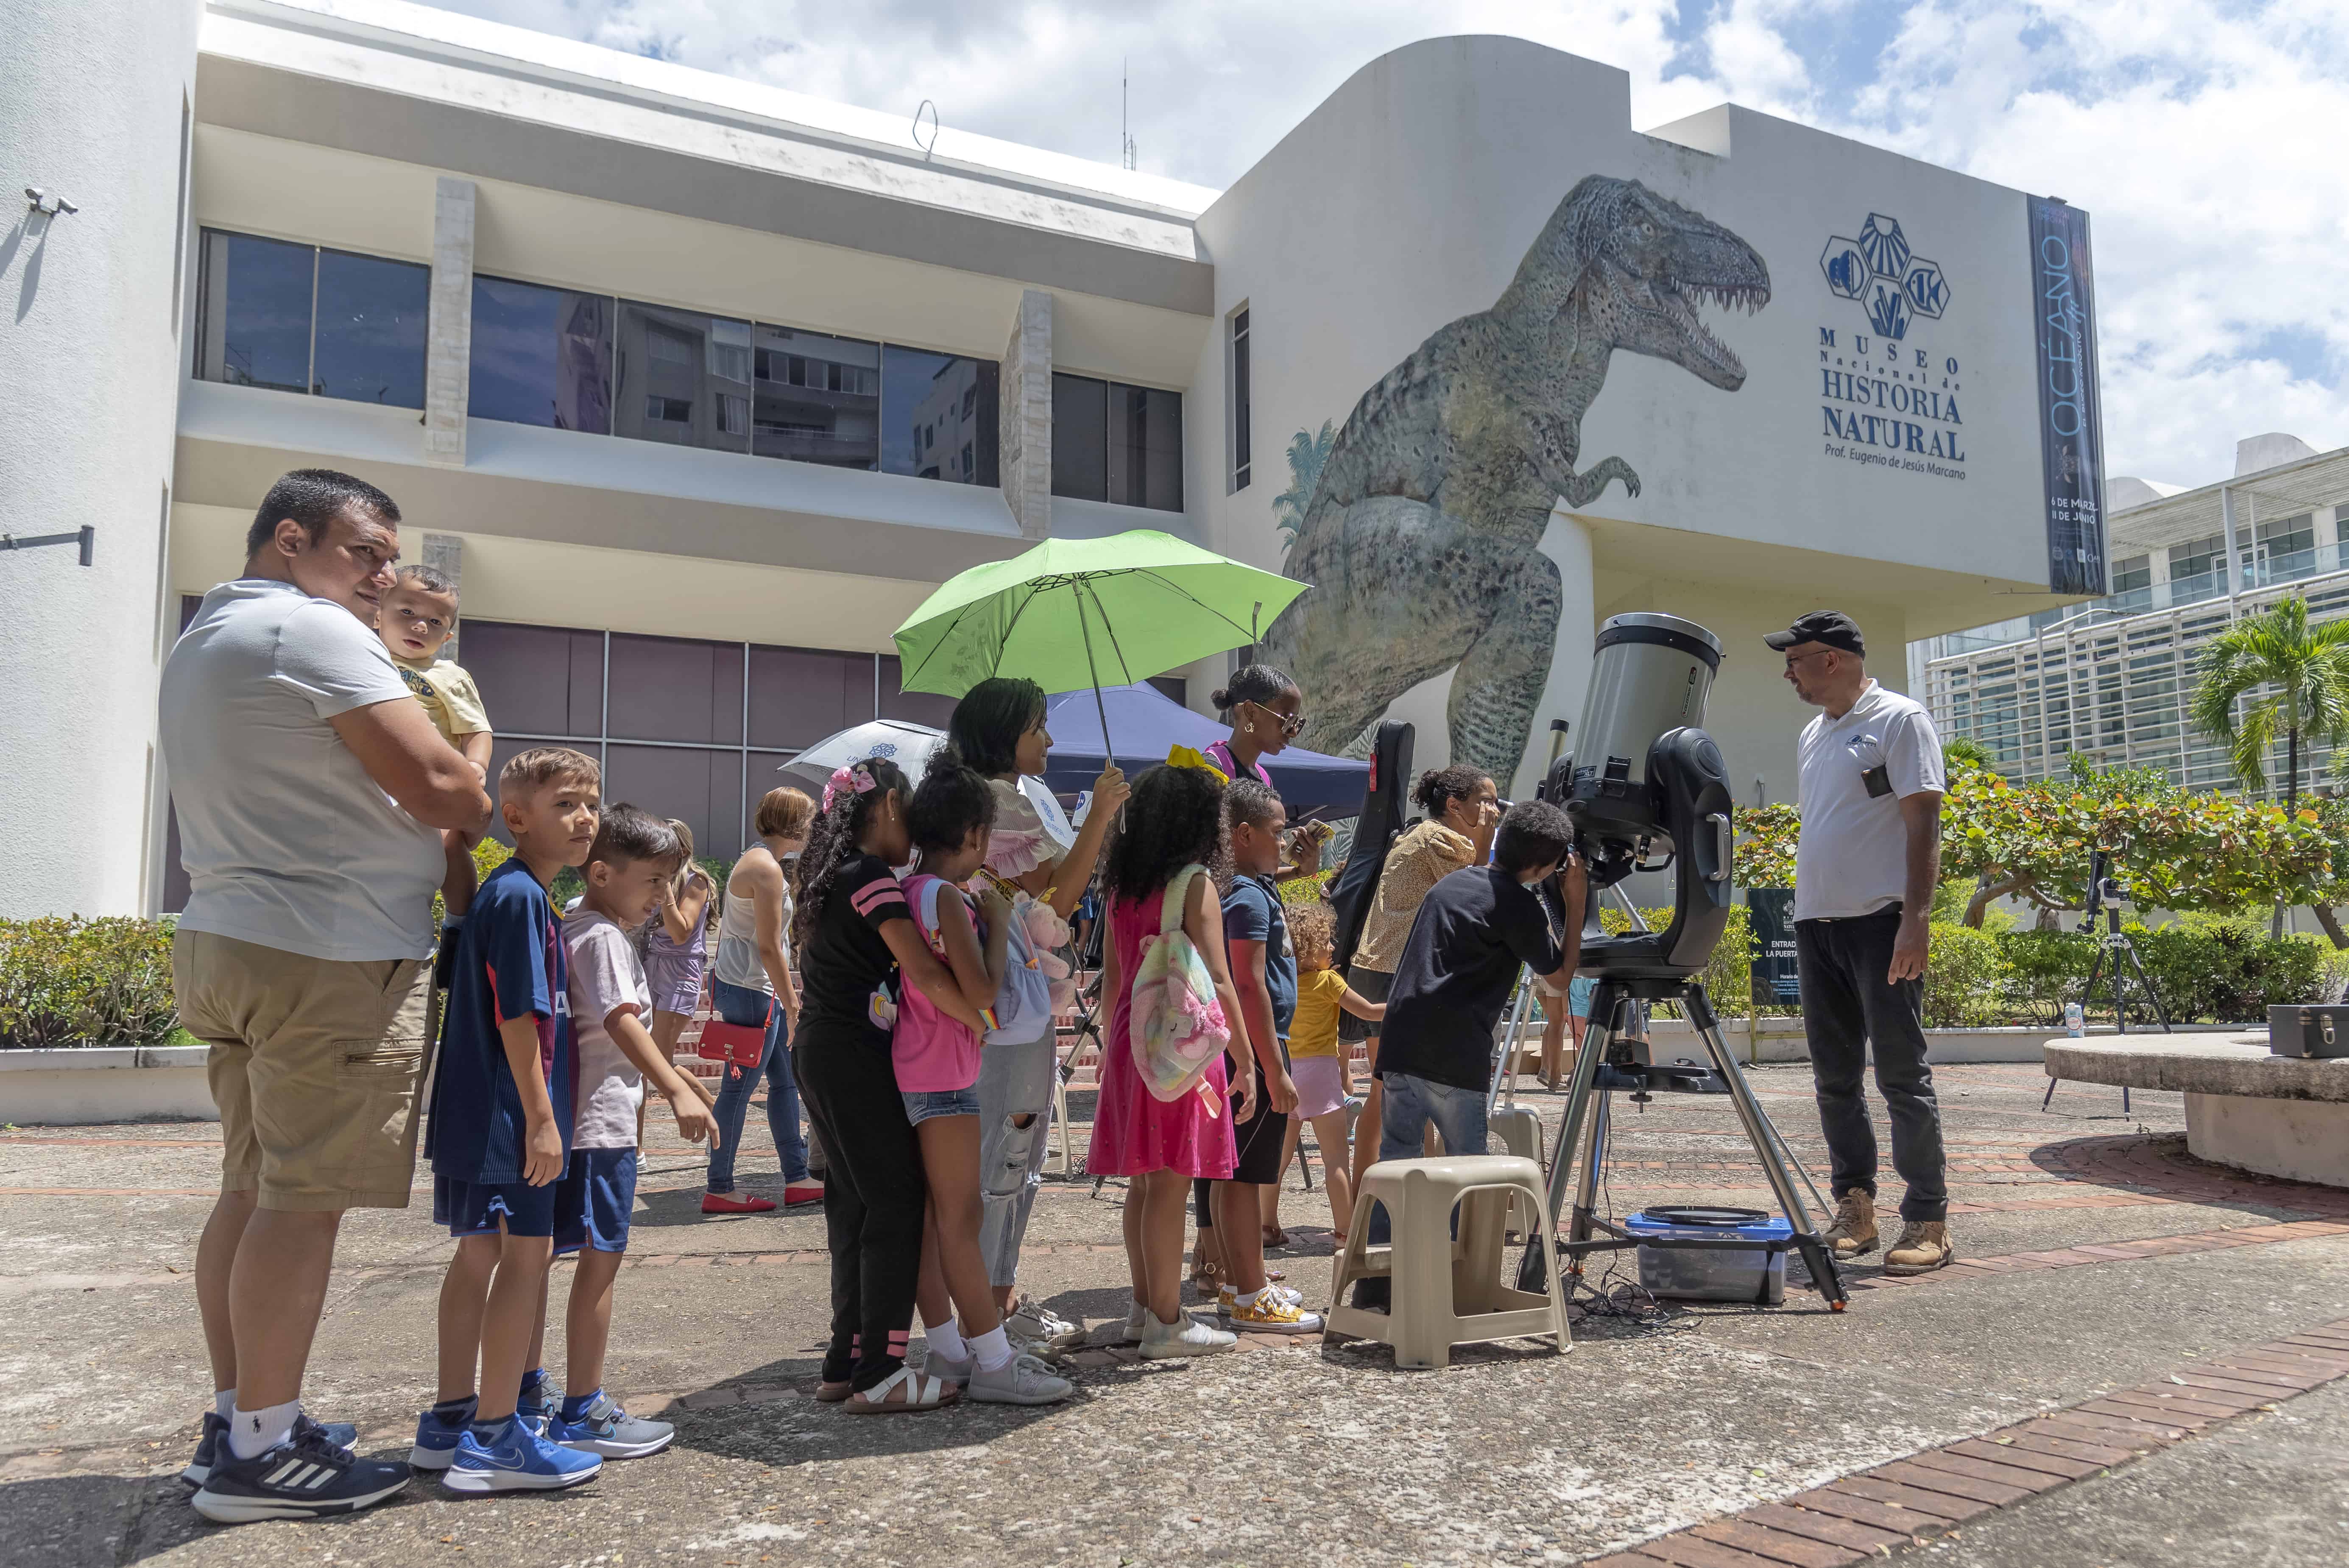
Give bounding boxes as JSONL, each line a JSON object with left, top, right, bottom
{"left": 427, "top": 0, "right": 2348, "bottom": 485}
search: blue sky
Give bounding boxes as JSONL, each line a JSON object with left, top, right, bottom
{"left": 433, "top": 0, "right": 2346, "bottom": 487}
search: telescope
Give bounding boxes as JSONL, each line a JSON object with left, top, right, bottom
{"left": 1547, "top": 613, "right": 1736, "bottom": 980}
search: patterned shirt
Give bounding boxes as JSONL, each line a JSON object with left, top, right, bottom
{"left": 1350, "top": 820, "right": 1477, "bottom": 975}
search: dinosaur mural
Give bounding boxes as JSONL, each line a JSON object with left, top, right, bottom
{"left": 1262, "top": 175, "right": 1770, "bottom": 783}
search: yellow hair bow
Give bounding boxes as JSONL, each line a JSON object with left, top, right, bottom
{"left": 1165, "top": 744, "right": 1230, "bottom": 785}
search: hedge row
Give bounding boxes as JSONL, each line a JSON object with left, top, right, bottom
{"left": 0, "top": 916, "right": 182, "bottom": 1051}
{"left": 1919, "top": 920, "right": 2347, "bottom": 1029}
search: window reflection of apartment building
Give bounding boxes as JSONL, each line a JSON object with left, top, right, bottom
{"left": 909, "top": 357, "right": 984, "bottom": 482}
{"left": 615, "top": 302, "right": 753, "bottom": 451}
{"left": 753, "top": 327, "right": 879, "bottom": 469}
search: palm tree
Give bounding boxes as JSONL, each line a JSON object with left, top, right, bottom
{"left": 2188, "top": 594, "right": 2349, "bottom": 815}
{"left": 1271, "top": 421, "right": 1336, "bottom": 551}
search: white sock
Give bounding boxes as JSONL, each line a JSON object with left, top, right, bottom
{"left": 926, "top": 1318, "right": 967, "bottom": 1362}
{"left": 213, "top": 1388, "right": 235, "bottom": 1421}
{"left": 971, "top": 1325, "right": 1014, "bottom": 1373}
{"left": 226, "top": 1398, "right": 301, "bottom": 1460}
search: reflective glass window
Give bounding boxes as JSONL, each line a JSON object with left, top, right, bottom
{"left": 1108, "top": 383, "right": 1184, "bottom": 512}
{"left": 881, "top": 345, "right": 999, "bottom": 485}
{"left": 752, "top": 325, "right": 879, "bottom": 469}
{"left": 469, "top": 276, "right": 614, "bottom": 433}
{"left": 614, "top": 301, "right": 753, "bottom": 453}
{"left": 312, "top": 248, "right": 429, "bottom": 408}
{"left": 195, "top": 231, "right": 312, "bottom": 394}
{"left": 1051, "top": 373, "right": 1108, "bottom": 501}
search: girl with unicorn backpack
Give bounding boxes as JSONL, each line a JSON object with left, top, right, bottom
{"left": 1087, "top": 755, "right": 1259, "bottom": 1358}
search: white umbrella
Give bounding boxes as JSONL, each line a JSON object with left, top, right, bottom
{"left": 778, "top": 719, "right": 948, "bottom": 793}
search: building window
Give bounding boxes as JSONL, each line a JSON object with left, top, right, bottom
{"left": 1230, "top": 305, "right": 1251, "bottom": 491}
{"left": 2169, "top": 533, "right": 2226, "bottom": 583}
{"left": 2110, "top": 554, "right": 2151, "bottom": 594}
{"left": 882, "top": 345, "right": 999, "bottom": 486}
{"left": 2256, "top": 513, "right": 2316, "bottom": 559}
{"left": 1051, "top": 373, "right": 1183, "bottom": 512}
{"left": 469, "top": 276, "right": 613, "bottom": 433}
{"left": 753, "top": 325, "right": 879, "bottom": 469}
{"left": 192, "top": 230, "right": 427, "bottom": 408}
{"left": 615, "top": 301, "right": 754, "bottom": 453}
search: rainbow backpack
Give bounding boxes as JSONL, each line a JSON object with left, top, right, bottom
{"left": 1128, "top": 863, "right": 1230, "bottom": 1111}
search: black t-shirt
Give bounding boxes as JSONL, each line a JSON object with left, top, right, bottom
{"left": 798, "top": 852, "right": 911, "bottom": 1044}
{"left": 1374, "top": 866, "right": 1563, "bottom": 1094}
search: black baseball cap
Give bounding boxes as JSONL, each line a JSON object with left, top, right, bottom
{"left": 1763, "top": 611, "right": 1865, "bottom": 656}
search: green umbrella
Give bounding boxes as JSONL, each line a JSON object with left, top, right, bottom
{"left": 891, "top": 529, "right": 1309, "bottom": 766}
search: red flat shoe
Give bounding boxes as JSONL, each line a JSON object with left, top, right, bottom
{"left": 701, "top": 1192, "right": 777, "bottom": 1214}
{"left": 783, "top": 1178, "right": 826, "bottom": 1206}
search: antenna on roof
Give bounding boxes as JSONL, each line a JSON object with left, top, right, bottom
{"left": 1121, "top": 61, "right": 1137, "bottom": 171}
{"left": 912, "top": 99, "right": 939, "bottom": 161}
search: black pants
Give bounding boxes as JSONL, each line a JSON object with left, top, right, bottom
{"left": 1795, "top": 907, "right": 1947, "bottom": 1222}
{"left": 793, "top": 1026, "right": 926, "bottom": 1391}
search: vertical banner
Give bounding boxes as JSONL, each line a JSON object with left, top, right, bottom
{"left": 2029, "top": 197, "right": 2108, "bottom": 596}
{"left": 1747, "top": 887, "right": 1801, "bottom": 1007}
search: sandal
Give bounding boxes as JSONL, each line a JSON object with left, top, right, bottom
{"left": 844, "top": 1366, "right": 960, "bottom": 1415}
{"left": 1188, "top": 1242, "right": 1221, "bottom": 1295}
{"left": 1262, "top": 1226, "right": 1289, "bottom": 1249}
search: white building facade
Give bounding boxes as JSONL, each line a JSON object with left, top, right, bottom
{"left": 3, "top": 0, "right": 2107, "bottom": 918}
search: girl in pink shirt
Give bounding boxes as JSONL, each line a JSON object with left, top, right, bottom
{"left": 895, "top": 757, "right": 1072, "bottom": 1404}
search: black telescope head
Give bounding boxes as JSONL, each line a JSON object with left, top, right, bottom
{"left": 1571, "top": 726, "right": 1737, "bottom": 980}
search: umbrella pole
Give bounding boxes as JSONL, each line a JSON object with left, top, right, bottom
{"left": 1076, "top": 586, "right": 1115, "bottom": 770}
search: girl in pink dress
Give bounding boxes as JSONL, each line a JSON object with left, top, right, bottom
{"left": 1089, "top": 761, "right": 1258, "bottom": 1359}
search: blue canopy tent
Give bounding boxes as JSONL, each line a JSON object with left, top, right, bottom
{"left": 1042, "top": 683, "right": 1370, "bottom": 820}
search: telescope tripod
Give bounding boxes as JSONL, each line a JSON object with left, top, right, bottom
{"left": 1512, "top": 972, "right": 1848, "bottom": 1310}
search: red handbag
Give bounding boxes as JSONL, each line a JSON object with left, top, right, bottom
{"left": 697, "top": 1010, "right": 769, "bottom": 1067}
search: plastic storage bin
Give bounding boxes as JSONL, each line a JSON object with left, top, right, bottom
{"left": 1623, "top": 1206, "right": 1789, "bottom": 1304}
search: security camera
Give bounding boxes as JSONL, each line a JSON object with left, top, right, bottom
{"left": 24, "top": 187, "right": 80, "bottom": 217}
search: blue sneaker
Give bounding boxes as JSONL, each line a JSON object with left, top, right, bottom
{"left": 407, "top": 1396, "right": 479, "bottom": 1471}
{"left": 517, "top": 1377, "right": 559, "bottom": 1437}
{"left": 442, "top": 1417, "right": 602, "bottom": 1493}
{"left": 550, "top": 1389, "right": 675, "bottom": 1459}
{"left": 182, "top": 1411, "right": 358, "bottom": 1487}
{"left": 191, "top": 1423, "right": 409, "bottom": 1523}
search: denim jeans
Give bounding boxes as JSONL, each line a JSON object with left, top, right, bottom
{"left": 705, "top": 977, "right": 809, "bottom": 1192}
{"left": 1795, "top": 907, "right": 1947, "bottom": 1222}
{"left": 1364, "top": 1070, "right": 1490, "bottom": 1247}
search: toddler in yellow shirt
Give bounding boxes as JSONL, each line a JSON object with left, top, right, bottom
{"left": 1283, "top": 901, "right": 1384, "bottom": 1238}
{"left": 379, "top": 564, "right": 494, "bottom": 916}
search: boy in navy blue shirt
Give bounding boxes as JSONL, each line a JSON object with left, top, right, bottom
{"left": 413, "top": 746, "right": 604, "bottom": 1493}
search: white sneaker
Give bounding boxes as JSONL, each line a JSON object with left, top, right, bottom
{"left": 1120, "top": 1300, "right": 1148, "bottom": 1345}
{"left": 1005, "top": 1300, "right": 1087, "bottom": 1350}
{"left": 1228, "top": 1285, "right": 1322, "bottom": 1335}
{"left": 1216, "top": 1281, "right": 1303, "bottom": 1316}
{"left": 969, "top": 1353, "right": 1074, "bottom": 1405}
{"left": 1138, "top": 1310, "right": 1238, "bottom": 1359}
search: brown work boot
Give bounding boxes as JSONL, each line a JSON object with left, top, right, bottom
{"left": 1823, "top": 1190, "right": 1878, "bottom": 1258}
{"left": 1885, "top": 1220, "right": 1953, "bottom": 1275}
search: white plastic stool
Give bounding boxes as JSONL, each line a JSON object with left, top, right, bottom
{"left": 1325, "top": 1155, "right": 1570, "bottom": 1370}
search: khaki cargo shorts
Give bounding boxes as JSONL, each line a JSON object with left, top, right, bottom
{"left": 172, "top": 928, "right": 431, "bottom": 1211}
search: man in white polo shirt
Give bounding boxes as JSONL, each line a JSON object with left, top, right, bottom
{"left": 1767, "top": 610, "right": 1952, "bottom": 1275}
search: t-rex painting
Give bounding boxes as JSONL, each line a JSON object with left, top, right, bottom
{"left": 1263, "top": 175, "right": 1770, "bottom": 783}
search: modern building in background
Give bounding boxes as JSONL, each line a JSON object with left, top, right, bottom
{"left": 6, "top": 0, "right": 2114, "bottom": 918}
{"left": 1918, "top": 435, "right": 2349, "bottom": 793}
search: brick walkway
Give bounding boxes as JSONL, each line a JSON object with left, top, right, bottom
{"left": 1586, "top": 1318, "right": 2349, "bottom": 1566}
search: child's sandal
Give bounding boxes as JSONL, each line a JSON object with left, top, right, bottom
{"left": 843, "top": 1366, "right": 959, "bottom": 1414}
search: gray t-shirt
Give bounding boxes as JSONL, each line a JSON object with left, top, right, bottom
{"left": 161, "top": 579, "right": 444, "bottom": 962}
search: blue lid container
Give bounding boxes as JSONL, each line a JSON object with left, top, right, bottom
{"left": 1624, "top": 1206, "right": 1791, "bottom": 1303}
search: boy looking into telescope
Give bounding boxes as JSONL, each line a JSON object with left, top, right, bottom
{"left": 1351, "top": 800, "right": 1584, "bottom": 1310}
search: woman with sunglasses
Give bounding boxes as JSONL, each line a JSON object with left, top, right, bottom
{"left": 1193, "top": 664, "right": 1306, "bottom": 1289}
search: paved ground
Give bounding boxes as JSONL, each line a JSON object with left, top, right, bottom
{"left": 4, "top": 1062, "right": 2347, "bottom": 1566}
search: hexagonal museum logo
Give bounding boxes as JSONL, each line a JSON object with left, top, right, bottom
{"left": 1820, "top": 214, "right": 1950, "bottom": 340}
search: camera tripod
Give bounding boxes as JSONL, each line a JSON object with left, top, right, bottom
{"left": 1499, "top": 892, "right": 1847, "bottom": 1308}
{"left": 2042, "top": 848, "right": 2170, "bottom": 1114}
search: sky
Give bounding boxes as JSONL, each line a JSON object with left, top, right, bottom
{"left": 431, "top": 0, "right": 2348, "bottom": 489}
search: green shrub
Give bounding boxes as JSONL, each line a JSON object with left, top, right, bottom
{"left": 1992, "top": 921, "right": 2329, "bottom": 1026}
{"left": 0, "top": 916, "right": 181, "bottom": 1050}
{"left": 1922, "top": 924, "right": 2007, "bottom": 1028}
{"left": 1991, "top": 929, "right": 2094, "bottom": 1026}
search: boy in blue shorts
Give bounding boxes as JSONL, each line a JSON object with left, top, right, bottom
{"left": 412, "top": 746, "right": 603, "bottom": 1493}
{"left": 548, "top": 803, "right": 720, "bottom": 1457}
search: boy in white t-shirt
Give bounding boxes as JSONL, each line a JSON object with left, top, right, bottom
{"left": 549, "top": 805, "right": 720, "bottom": 1457}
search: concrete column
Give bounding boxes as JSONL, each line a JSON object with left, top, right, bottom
{"left": 423, "top": 176, "right": 476, "bottom": 468}
{"left": 1520, "top": 508, "right": 1599, "bottom": 801}
{"left": 422, "top": 532, "right": 463, "bottom": 659}
{"left": 1000, "top": 288, "right": 1052, "bottom": 539}
{"left": 0, "top": 0, "right": 202, "bottom": 917}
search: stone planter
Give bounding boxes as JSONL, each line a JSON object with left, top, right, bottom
{"left": 0, "top": 1045, "right": 215, "bottom": 1124}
